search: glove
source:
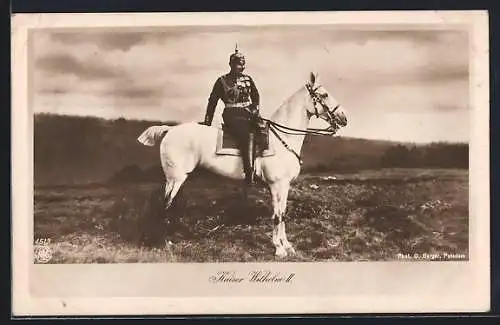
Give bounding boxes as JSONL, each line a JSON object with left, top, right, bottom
{"left": 251, "top": 105, "right": 260, "bottom": 122}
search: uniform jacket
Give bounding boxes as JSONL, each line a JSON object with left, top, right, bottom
{"left": 205, "top": 73, "right": 260, "bottom": 124}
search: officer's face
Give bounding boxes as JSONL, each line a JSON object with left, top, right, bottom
{"left": 230, "top": 61, "right": 245, "bottom": 74}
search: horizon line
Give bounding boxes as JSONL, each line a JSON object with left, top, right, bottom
{"left": 33, "top": 112, "right": 469, "bottom": 146}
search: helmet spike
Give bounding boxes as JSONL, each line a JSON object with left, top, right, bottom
{"left": 229, "top": 42, "right": 245, "bottom": 65}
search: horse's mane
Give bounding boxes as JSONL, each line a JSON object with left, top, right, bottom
{"left": 269, "top": 85, "right": 307, "bottom": 121}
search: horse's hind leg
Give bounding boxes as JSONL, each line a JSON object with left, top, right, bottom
{"left": 162, "top": 172, "right": 188, "bottom": 237}
{"left": 164, "top": 173, "right": 188, "bottom": 210}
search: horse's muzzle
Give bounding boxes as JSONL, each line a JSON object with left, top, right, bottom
{"left": 337, "top": 114, "right": 347, "bottom": 127}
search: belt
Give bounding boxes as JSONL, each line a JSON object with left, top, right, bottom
{"left": 225, "top": 101, "right": 252, "bottom": 108}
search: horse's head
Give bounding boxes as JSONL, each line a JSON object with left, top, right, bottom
{"left": 305, "top": 72, "right": 348, "bottom": 132}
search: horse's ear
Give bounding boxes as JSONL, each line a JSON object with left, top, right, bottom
{"left": 309, "top": 72, "right": 320, "bottom": 85}
{"left": 309, "top": 72, "right": 316, "bottom": 85}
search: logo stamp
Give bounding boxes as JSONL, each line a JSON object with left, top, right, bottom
{"left": 34, "top": 243, "right": 53, "bottom": 263}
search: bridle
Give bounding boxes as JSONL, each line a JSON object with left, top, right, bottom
{"left": 306, "top": 82, "right": 342, "bottom": 130}
{"left": 263, "top": 83, "right": 343, "bottom": 135}
{"left": 261, "top": 83, "right": 345, "bottom": 164}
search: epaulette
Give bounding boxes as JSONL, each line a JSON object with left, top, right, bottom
{"left": 240, "top": 74, "right": 251, "bottom": 81}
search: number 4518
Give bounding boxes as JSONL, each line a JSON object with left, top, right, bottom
{"left": 35, "top": 238, "right": 51, "bottom": 245}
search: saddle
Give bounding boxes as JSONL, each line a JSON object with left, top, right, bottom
{"left": 216, "top": 119, "right": 275, "bottom": 157}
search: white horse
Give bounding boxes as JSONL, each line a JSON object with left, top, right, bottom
{"left": 137, "top": 72, "right": 347, "bottom": 257}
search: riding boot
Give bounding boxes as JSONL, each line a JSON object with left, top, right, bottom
{"left": 245, "top": 132, "right": 256, "bottom": 185}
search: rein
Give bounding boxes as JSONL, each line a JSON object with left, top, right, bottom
{"left": 268, "top": 126, "right": 304, "bottom": 165}
{"left": 262, "top": 107, "right": 340, "bottom": 137}
{"left": 261, "top": 117, "right": 340, "bottom": 166}
{"left": 263, "top": 119, "right": 337, "bottom": 165}
{"left": 258, "top": 84, "right": 343, "bottom": 165}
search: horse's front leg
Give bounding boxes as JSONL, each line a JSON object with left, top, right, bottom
{"left": 270, "top": 183, "right": 287, "bottom": 257}
{"left": 277, "top": 183, "right": 296, "bottom": 255}
{"left": 279, "top": 221, "right": 296, "bottom": 255}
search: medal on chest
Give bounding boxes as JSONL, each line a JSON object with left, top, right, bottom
{"left": 222, "top": 75, "right": 251, "bottom": 102}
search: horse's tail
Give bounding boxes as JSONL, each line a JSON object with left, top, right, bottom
{"left": 137, "top": 125, "right": 172, "bottom": 146}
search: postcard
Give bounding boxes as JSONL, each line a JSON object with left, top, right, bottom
{"left": 11, "top": 10, "right": 490, "bottom": 315}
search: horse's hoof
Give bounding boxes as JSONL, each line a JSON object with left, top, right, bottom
{"left": 275, "top": 247, "right": 287, "bottom": 258}
{"left": 286, "top": 246, "right": 296, "bottom": 256}
{"left": 282, "top": 241, "right": 296, "bottom": 255}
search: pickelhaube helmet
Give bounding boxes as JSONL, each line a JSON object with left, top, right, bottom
{"left": 229, "top": 43, "right": 245, "bottom": 65}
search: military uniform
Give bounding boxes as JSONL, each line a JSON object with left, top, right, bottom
{"left": 203, "top": 47, "right": 260, "bottom": 185}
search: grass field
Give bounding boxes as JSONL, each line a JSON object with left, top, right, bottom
{"left": 34, "top": 168, "right": 469, "bottom": 263}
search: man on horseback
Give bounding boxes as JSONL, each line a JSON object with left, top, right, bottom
{"left": 202, "top": 44, "right": 261, "bottom": 186}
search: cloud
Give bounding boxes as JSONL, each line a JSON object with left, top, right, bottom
{"left": 335, "top": 30, "right": 466, "bottom": 45}
{"left": 50, "top": 31, "right": 166, "bottom": 51}
{"left": 351, "top": 60, "right": 469, "bottom": 87}
{"left": 106, "top": 78, "right": 165, "bottom": 99}
{"left": 434, "top": 103, "right": 469, "bottom": 112}
{"left": 419, "top": 64, "right": 469, "bottom": 83}
{"left": 35, "top": 72, "right": 167, "bottom": 105}
{"left": 32, "top": 27, "right": 470, "bottom": 142}
{"left": 36, "top": 53, "right": 123, "bottom": 81}
{"left": 47, "top": 27, "right": 226, "bottom": 51}
{"left": 338, "top": 109, "right": 469, "bottom": 143}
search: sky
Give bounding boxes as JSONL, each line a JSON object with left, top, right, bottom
{"left": 32, "top": 26, "right": 470, "bottom": 143}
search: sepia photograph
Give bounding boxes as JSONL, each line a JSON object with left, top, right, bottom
{"left": 31, "top": 22, "right": 471, "bottom": 263}
{"left": 12, "top": 11, "right": 490, "bottom": 315}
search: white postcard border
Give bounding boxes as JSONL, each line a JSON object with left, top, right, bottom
{"left": 11, "top": 10, "right": 490, "bottom": 316}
